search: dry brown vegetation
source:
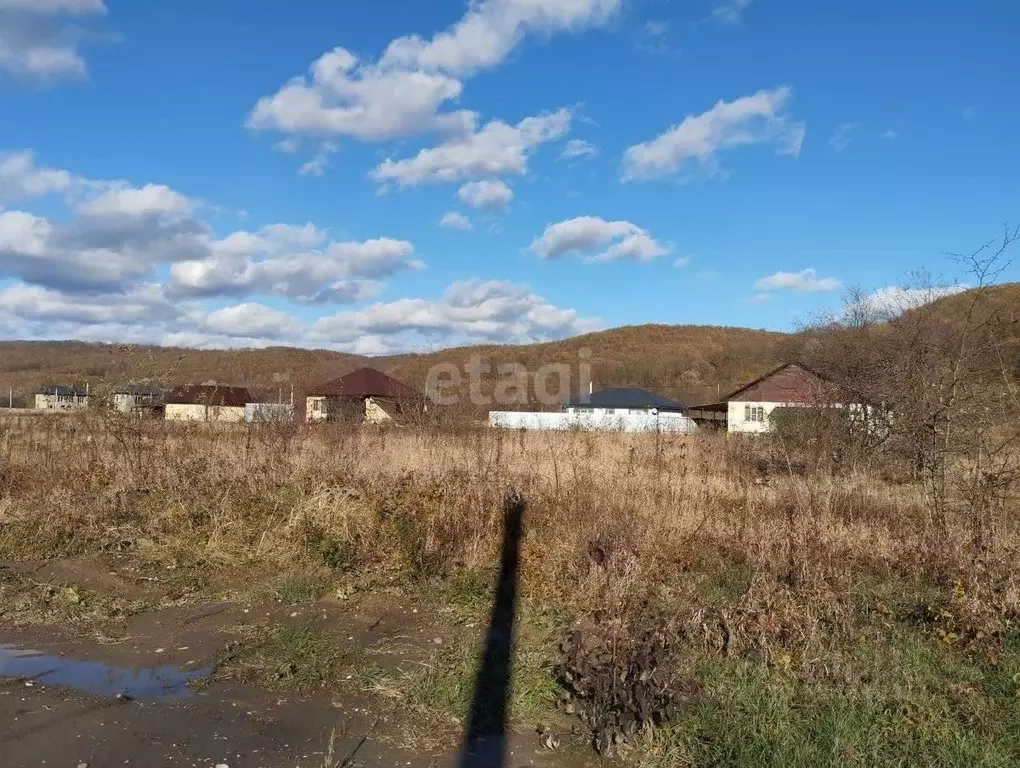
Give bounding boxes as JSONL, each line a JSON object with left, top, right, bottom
{"left": 0, "top": 322, "right": 791, "bottom": 409}
{"left": 2, "top": 412, "right": 1020, "bottom": 764}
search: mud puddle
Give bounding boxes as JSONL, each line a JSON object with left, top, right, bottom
{"left": 0, "top": 644, "right": 208, "bottom": 699}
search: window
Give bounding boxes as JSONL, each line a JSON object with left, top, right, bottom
{"left": 744, "top": 405, "right": 766, "bottom": 423}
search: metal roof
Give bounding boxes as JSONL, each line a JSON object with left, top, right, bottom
{"left": 567, "top": 387, "right": 685, "bottom": 411}
{"left": 114, "top": 386, "right": 163, "bottom": 396}
{"left": 313, "top": 367, "right": 418, "bottom": 400}
{"left": 164, "top": 385, "right": 251, "bottom": 407}
{"left": 37, "top": 385, "right": 87, "bottom": 397}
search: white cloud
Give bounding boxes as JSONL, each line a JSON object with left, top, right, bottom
{"left": 858, "top": 285, "right": 967, "bottom": 318}
{"left": 248, "top": 0, "right": 620, "bottom": 143}
{"left": 0, "top": 150, "right": 75, "bottom": 202}
{"left": 439, "top": 212, "right": 473, "bottom": 230}
{"left": 371, "top": 109, "right": 571, "bottom": 187}
{"left": 754, "top": 268, "right": 841, "bottom": 293}
{"left": 0, "top": 0, "right": 106, "bottom": 82}
{"left": 76, "top": 183, "right": 196, "bottom": 217}
{"left": 881, "top": 129, "right": 898, "bottom": 140}
{"left": 456, "top": 179, "right": 513, "bottom": 211}
{"left": 311, "top": 278, "right": 598, "bottom": 352}
{"left": 644, "top": 20, "right": 668, "bottom": 36}
{"left": 712, "top": 0, "right": 752, "bottom": 24}
{"left": 561, "top": 138, "right": 598, "bottom": 160}
{"left": 0, "top": 150, "right": 420, "bottom": 304}
{"left": 171, "top": 230, "right": 418, "bottom": 304}
{"left": 273, "top": 139, "right": 299, "bottom": 154}
{"left": 673, "top": 256, "right": 691, "bottom": 268}
{"left": 828, "top": 122, "right": 857, "bottom": 151}
{"left": 203, "top": 302, "right": 303, "bottom": 339}
{"left": 622, "top": 86, "right": 804, "bottom": 181}
{"left": 748, "top": 293, "right": 771, "bottom": 304}
{"left": 529, "top": 216, "right": 670, "bottom": 262}
{"left": 298, "top": 142, "right": 338, "bottom": 177}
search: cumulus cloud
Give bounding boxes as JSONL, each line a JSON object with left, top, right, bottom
{"left": 170, "top": 227, "right": 418, "bottom": 304}
{"left": 0, "top": 150, "right": 76, "bottom": 202}
{"left": 247, "top": 0, "right": 620, "bottom": 144}
{"left": 0, "top": 149, "right": 420, "bottom": 305}
{"left": 456, "top": 179, "right": 513, "bottom": 211}
{"left": 371, "top": 109, "right": 571, "bottom": 187}
{"left": 311, "top": 278, "right": 598, "bottom": 353}
{"left": 754, "top": 268, "right": 841, "bottom": 293}
{"left": 75, "top": 183, "right": 196, "bottom": 217}
{"left": 202, "top": 303, "right": 303, "bottom": 339}
{"left": 439, "top": 211, "right": 473, "bottom": 230}
{"left": 622, "top": 86, "right": 804, "bottom": 182}
{"left": 529, "top": 216, "right": 670, "bottom": 262}
{"left": 0, "top": 0, "right": 106, "bottom": 82}
{"left": 560, "top": 138, "right": 598, "bottom": 160}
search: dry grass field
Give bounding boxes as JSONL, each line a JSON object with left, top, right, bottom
{"left": 2, "top": 412, "right": 1020, "bottom": 765}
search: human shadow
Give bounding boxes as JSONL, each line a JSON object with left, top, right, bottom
{"left": 458, "top": 490, "right": 525, "bottom": 768}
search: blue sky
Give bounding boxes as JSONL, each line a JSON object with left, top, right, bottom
{"left": 0, "top": 0, "right": 1017, "bottom": 353}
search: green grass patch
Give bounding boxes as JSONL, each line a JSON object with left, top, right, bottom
{"left": 391, "top": 610, "right": 560, "bottom": 728}
{"left": 638, "top": 629, "right": 1020, "bottom": 767}
{"left": 213, "top": 624, "right": 381, "bottom": 693}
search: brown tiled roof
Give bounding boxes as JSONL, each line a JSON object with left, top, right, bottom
{"left": 312, "top": 367, "right": 418, "bottom": 400}
{"left": 164, "top": 385, "right": 251, "bottom": 407}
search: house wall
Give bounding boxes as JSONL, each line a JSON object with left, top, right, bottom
{"left": 727, "top": 400, "right": 808, "bottom": 434}
{"left": 490, "top": 410, "right": 698, "bottom": 434}
{"left": 306, "top": 396, "right": 327, "bottom": 422}
{"left": 365, "top": 397, "right": 393, "bottom": 424}
{"left": 165, "top": 403, "right": 207, "bottom": 421}
{"left": 566, "top": 406, "right": 682, "bottom": 417}
{"left": 34, "top": 393, "right": 88, "bottom": 411}
{"left": 165, "top": 403, "right": 245, "bottom": 422}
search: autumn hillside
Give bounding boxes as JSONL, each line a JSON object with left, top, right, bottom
{"left": 0, "top": 324, "right": 793, "bottom": 408}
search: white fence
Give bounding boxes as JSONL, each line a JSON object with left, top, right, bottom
{"left": 488, "top": 410, "right": 699, "bottom": 434}
{"left": 244, "top": 403, "right": 295, "bottom": 424}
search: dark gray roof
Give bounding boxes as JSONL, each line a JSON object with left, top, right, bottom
{"left": 114, "top": 386, "right": 163, "bottom": 396}
{"left": 37, "top": 385, "right": 87, "bottom": 397}
{"left": 567, "top": 388, "right": 684, "bottom": 411}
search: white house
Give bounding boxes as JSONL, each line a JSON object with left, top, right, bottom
{"left": 35, "top": 385, "right": 89, "bottom": 412}
{"left": 490, "top": 387, "right": 698, "bottom": 434}
{"left": 687, "top": 363, "right": 835, "bottom": 434}
{"left": 164, "top": 385, "right": 251, "bottom": 423}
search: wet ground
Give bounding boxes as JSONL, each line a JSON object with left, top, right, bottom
{"left": 0, "top": 559, "right": 601, "bottom": 768}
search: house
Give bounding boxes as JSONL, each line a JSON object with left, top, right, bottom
{"left": 490, "top": 386, "right": 698, "bottom": 433}
{"left": 306, "top": 367, "right": 420, "bottom": 424}
{"left": 34, "top": 385, "right": 89, "bottom": 412}
{"left": 111, "top": 386, "right": 163, "bottom": 415}
{"left": 566, "top": 387, "right": 686, "bottom": 416}
{"left": 164, "top": 385, "right": 252, "bottom": 423}
{"left": 687, "top": 363, "right": 834, "bottom": 434}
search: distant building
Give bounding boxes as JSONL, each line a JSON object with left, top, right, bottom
{"left": 490, "top": 386, "right": 697, "bottom": 433}
{"left": 35, "top": 385, "right": 88, "bottom": 412}
{"left": 164, "top": 385, "right": 251, "bottom": 423}
{"left": 565, "top": 387, "right": 686, "bottom": 416}
{"left": 307, "top": 367, "right": 420, "bottom": 425}
{"left": 111, "top": 386, "right": 163, "bottom": 415}
{"left": 687, "top": 363, "right": 834, "bottom": 433}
